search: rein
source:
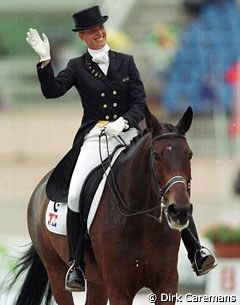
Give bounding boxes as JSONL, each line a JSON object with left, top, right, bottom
{"left": 98, "top": 131, "right": 190, "bottom": 222}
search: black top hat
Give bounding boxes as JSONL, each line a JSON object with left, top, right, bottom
{"left": 72, "top": 5, "right": 108, "bottom": 32}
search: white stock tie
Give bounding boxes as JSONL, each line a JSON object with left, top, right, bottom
{"left": 92, "top": 52, "right": 109, "bottom": 64}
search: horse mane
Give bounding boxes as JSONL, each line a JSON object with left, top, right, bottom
{"left": 124, "top": 128, "right": 149, "bottom": 153}
{"left": 126, "top": 121, "right": 177, "bottom": 151}
{"left": 158, "top": 122, "right": 178, "bottom": 133}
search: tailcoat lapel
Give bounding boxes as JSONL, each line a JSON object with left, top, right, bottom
{"left": 83, "top": 52, "right": 105, "bottom": 81}
{"left": 82, "top": 51, "right": 122, "bottom": 89}
{"left": 107, "top": 50, "right": 122, "bottom": 80}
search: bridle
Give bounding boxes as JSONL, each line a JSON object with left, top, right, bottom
{"left": 149, "top": 132, "right": 191, "bottom": 222}
{"left": 99, "top": 131, "right": 191, "bottom": 223}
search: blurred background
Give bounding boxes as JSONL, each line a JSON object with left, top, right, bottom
{"left": 1, "top": 0, "right": 240, "bottom": 303}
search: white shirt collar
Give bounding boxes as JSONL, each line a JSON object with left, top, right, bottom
{"left": 88, "top": 44, "right": 110, "bottom": 58}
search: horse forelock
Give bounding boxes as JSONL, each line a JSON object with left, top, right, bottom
{"left": 158, "top": 122, "right": 178, "bottom": 134}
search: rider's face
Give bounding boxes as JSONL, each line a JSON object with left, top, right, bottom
{"left": 78, "top": 25, "right": 107, "bottom": 50}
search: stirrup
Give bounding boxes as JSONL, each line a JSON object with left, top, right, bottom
{"left": 65, "top": 262, "right": 85, "bottom": 292}
{"left": 192, "top": 246, "right": 217, "bottom": 276}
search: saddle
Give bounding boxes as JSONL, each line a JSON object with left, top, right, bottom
{"left": 45, "top": 145, "right": 125, "bottom": 236}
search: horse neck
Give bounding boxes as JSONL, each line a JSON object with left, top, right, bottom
{"left": 115, "top": 134, "right": 181, "bottom": 246}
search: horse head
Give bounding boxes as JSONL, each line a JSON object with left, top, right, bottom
{"left": 145, "top": 106, "right": 193, "bottom": 231}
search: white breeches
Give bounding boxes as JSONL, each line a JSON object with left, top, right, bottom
{"left": 68, "top": 125, "right": 138, "bottom": 212}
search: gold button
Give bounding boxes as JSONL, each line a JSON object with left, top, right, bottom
{"left": 113, "top": 103, "right": 118, "bottom": 107}
{"left": 113, "top": 90, "right": 117, "bottom": 95}
{"left": 105, "top": 115, "right": 110, "bottom": 120}
{"left": 113, "top": 114, "right": 118, "bottom": 119}
{"left": 103, "top": 104, "right": 107, "bottom": 108}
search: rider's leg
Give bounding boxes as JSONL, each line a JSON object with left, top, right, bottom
{"left": 181, "top": 216, "right": 217, "bottom": 276}
{"left": 66, "top": 128, "right": 104, "bottom": 291}
{"left": 65, "top": 126, "right": 138, "bottom": 291}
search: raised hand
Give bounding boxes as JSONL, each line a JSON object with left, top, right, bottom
{"left": 26, "top": 28, "right": 51, "bottom": 61}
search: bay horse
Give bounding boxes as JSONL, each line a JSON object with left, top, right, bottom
{"left": 7, "top": 106, "right": 193, "bottom": 305}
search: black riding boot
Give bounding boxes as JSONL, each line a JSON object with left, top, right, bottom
{"left": 65, "top": 208, "right": 85, "bottom": 292}
{"left": 181, "top": 216, "right": 217, "bottom": 276}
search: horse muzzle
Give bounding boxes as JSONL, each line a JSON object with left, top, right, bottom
{"left": 165, "top": 203, "right": 193, "bottom": 231}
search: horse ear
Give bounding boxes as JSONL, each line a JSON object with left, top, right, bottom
{"left": 145, "top": 105, "right": 160, "bottom": 133}
{"left": 176, "top": 106, "right": 193, "bottom": 134}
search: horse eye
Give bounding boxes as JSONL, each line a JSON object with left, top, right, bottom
{"left": 153, "top": 152, "right": 160, "bottom": 162}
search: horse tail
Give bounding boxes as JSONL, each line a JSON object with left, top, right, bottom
{"left": 8, "top": 244, "right": 52, "bottom": 305}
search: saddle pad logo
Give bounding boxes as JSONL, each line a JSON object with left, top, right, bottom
{"left": 48, "top": 213, "right": 58, "bottom": 227}
{"left": 45, "top": 201, "right": 67, "bottom": 236}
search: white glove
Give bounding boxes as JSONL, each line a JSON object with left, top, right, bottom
{"left": 26, "top": 28, "right": 51, "bottom": 61}
{"left": 105, "top": 117, "right": 129, "bottom": 137}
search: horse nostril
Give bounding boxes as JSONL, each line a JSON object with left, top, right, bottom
{"left": 168, "top": 204, "right": 180, "bottom": 218}
{"left": 168, "top": 203, "right": 193, "bottom": 218}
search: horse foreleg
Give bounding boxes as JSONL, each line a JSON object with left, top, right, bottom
{"left": 153, "top": 278, "right": 179, "bottom": 305}
{"left": 106, "top": 290, "right": 134, "bottom": 305}
{"left": 85, "top": 280, "right": 108, "bottom": 305}
{"left": 107, "top": 297, "right": 134, "bottom": 305}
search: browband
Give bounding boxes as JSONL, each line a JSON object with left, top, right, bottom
{"left": 152, "top": 133, "right": 186, "bottom": 142}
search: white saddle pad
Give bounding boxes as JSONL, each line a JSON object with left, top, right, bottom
{"left": 45, "top": 201, "right": 67, "bottom": 235}
{"left": 45, "top": 146, "right": 125, "bottom": 235}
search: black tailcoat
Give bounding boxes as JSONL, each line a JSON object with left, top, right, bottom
{"left": 37, "top": 50, "right": 146, "bottom": 202}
